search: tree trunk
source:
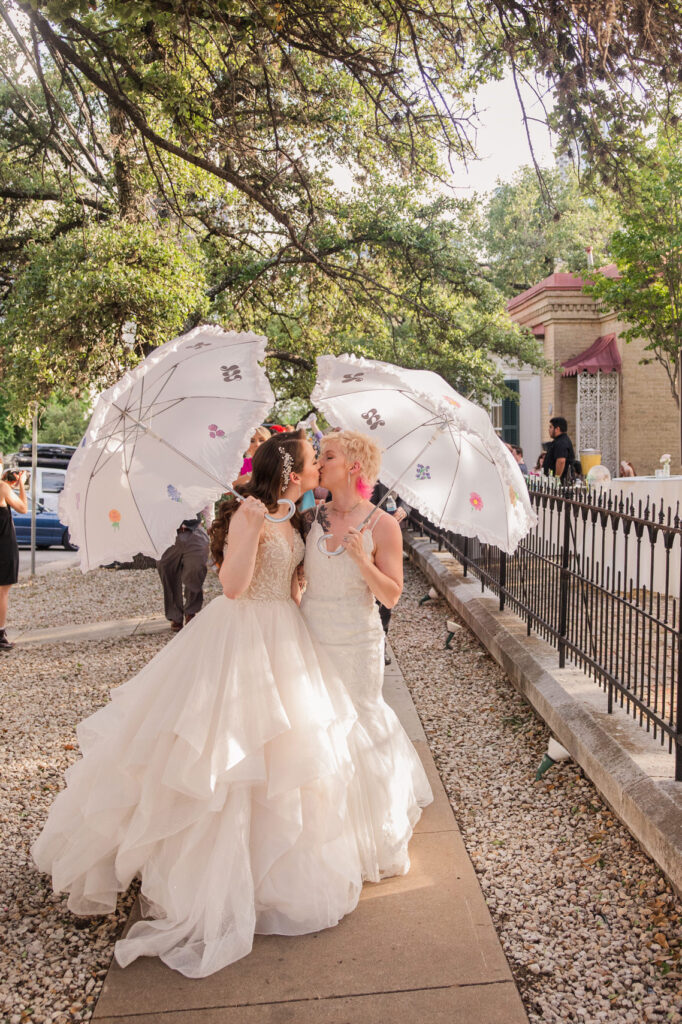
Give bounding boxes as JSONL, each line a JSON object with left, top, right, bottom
{"left": 109, "top": 102, "right": 139, "bottom": 220}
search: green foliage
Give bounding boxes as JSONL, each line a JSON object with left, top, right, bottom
{"left": 0, "top": 392, "right": 29, "bottom": 457}
{"left": 0, "top": 4, "right": 552, "bottom": 415}
{"left": 0, "top": 222, "right": 208, "bottom": 415}
{"left": 585, "top": 136, "right": 682, "bottom": 407}
{"left": 38, "top": 398, "right": 91, "bottom": 446}
{"left": 210, "top": 187, "right": 548, "bottom": 404}
{"left": 479, "top": 166, "right": 619, "bottom": 298}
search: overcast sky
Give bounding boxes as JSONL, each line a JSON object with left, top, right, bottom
{"left": 453, "top": 73, "right": 556, "bottom": 195}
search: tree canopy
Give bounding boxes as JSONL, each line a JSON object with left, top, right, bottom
{"left": 585, "top": 134, "right": 682, "bottom": 408}
{"left": 477, "top": 165, "right": 619, "bottom": 298}
{"left": 1, "top": 0, "right": 681, "bottom": 424}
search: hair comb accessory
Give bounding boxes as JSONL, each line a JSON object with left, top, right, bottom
{"left": 279, "top": 445, "right": 294, "bottom": 492}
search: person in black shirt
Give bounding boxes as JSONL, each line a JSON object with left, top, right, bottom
{"left": 543, "top": 416, "right": 576, "bottom": 483}
{"left": 157, "top": 509, "right": 211, "bottom": 632}
{"left": 0, "top": 459, "right": 28, "bottom": 651}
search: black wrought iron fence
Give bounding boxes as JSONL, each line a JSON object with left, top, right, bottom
{"left": 408, "top": 479, "right": 682, "bottom": 780}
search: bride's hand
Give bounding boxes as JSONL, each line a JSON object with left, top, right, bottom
{"left": 342, "top": 526, "right": 370, "bottom": 566}
{"left": 239, "top": 496, "right": 268, "bottom": 529}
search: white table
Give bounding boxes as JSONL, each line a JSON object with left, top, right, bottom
{"left": 609, "top": 475, "right": 682, "bottom": 517}
{"left": 592, "top": 476, "right": 682, "bottom": 597}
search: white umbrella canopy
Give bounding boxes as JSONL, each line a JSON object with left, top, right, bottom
{"left": 313, "top": 354, "right": 536, "bottom": 554}
{"left": 61, "top": 325, "right": 280, "bottom": 571}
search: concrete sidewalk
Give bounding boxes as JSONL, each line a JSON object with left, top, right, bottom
{"left": 47, "top": 629, "right": 528, "bottom": 1023}
{"left": 13, "top": 613, "right": 170, "bottom": 645}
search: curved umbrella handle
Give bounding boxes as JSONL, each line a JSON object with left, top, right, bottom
{"left": 264, "top": 498, "right": 296, "bottom": 523}
{"left": 316, "top": 532, "right": 345, "bottom": 557}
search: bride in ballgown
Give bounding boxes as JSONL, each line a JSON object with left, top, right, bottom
{"left": 300, "top": 429, "right": 433, "bottom": 882}
{"left": 32, "top": 431, "right": 364, "bottom": 979}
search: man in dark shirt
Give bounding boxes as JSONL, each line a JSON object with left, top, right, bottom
{"left": 543, "top": 416, "right": 576, "bottom": 482}
{"left": 157, "top": 509, "right": 211, "bottom": 632}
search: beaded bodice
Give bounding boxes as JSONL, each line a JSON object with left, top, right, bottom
{"left": 237, "top": 524, "right": 304, "bottom": 603}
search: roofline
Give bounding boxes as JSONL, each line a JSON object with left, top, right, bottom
{"left": 506, "top": 265, "right": 619, "bottom": 313}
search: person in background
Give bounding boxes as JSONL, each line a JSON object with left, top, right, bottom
{"left": 157, "top": 504, "right": 212, "bottom": 632}
{"left": 0, "top": 456, "right": 28, "bottom": 652}
{"left": 543, "top": 417, "right": 576, "bottom": 483}
{"left": 510, "top": 444, "right": 529, "bottom": 475}
{"left": 533, "top": 451, "right": 546, "bottom": 474}
{"left": 234, "top": 426, "right": 271, "bottom": 487}
{"left": 371, "top": 481, "right": 409, "bottom": 665}
{"left": 620, "top": 460, "right": 637, "bottom": 478}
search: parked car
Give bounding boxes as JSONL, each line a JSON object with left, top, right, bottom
{"left": 13, "top": 443, "right": 77, "bottom": 469}
{"left": 8, "top": 443, "right": 77, "bottom": 513}
{"left": 11, "top": 498, "right": 78, "bottom": 551}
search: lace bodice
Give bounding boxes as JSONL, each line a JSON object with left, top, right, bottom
{"left": 301, "top": 519, "right": 384, "bottom": 706}
{"left": 236, "top": 525, "right": 304, "bottom": 603}
{"left": 303, "top": 520, "right": 376, "bottom": 607}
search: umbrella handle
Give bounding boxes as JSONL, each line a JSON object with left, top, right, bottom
{"left": 316, "top": 532, "right": 345, "bottom": 557}
{"left": 264, "top": 498, "right": 296, "bottom": 523}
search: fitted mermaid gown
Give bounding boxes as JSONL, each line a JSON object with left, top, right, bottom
{"left": 300, "top": 511, "right": 433, "bottom": 881}
{"left": 32, "top": 526, "right": 364, "bottom": 978}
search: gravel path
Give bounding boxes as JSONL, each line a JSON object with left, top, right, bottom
{"left": 8, "top": 566, "right": 222, "bottom": 633}
{"left": 1, "top": 632, "right": 168, "bottom": 1024}
{"left": 391, "top": 561, "right": 682, "bottom": 1024}
{"left": 2, "top": 566, "right": 222, "bottom": 1024}
{"left": 2, "top": 562, "right": 681, "bottom": 1024}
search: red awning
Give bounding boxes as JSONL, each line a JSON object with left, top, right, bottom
{"left": 561, "top": 333, "right": 621, "bottom": 376}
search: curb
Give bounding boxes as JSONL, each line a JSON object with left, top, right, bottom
{"left": 13, "top": 614, "right": 169, "bottom": 646}
{"left": 405, "top": 532, "right": 682, "bottom": 896}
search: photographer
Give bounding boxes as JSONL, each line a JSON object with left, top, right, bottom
{"left": 0, "top": 456, "right": 28, "bottom": 652}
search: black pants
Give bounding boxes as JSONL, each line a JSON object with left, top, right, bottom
{"left": 378, "top": 601, "right": 391, "bottom": 635}
{"left": 157, "top": 528, "right": 209, "bottom": 624}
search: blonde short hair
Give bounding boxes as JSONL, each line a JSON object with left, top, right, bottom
{"left": 320, "top": 429, "right": 382, "bottom": 487}
{"left": 253, "top": 426, "right": 271, "bottom": 442}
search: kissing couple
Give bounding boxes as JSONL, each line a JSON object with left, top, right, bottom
{"left": 32, "top": 426, "right": 433, "bottom": 978}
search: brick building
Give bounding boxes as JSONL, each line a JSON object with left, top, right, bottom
{"left": 502, "top": 269, "right": 680, "bottom": 476}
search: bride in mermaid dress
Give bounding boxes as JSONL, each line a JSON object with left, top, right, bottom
{"left": 300, "top": 429, "right": 433, "bottom": 882}
{"left": 32, "top": 432, "right": 364, "bottom": 979}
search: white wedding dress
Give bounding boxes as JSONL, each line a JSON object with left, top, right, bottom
{"left": 301, "top": 509, "right": 433, "bottom": 881}
{"left": 32, "top": 525, "right": 364, "bottom": 978}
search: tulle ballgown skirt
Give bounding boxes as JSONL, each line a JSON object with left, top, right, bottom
{"left": 31, "top": 594, "right": 364, "bottom": 978}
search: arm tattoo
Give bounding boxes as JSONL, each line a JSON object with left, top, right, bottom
{"left": 299, "top": 507, "right": 316, "bottom": 540}
{"left": 317, "top": 504, "right": 332, "bottom": 533}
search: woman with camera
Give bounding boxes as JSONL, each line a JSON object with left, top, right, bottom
{"left": 0, "top": 455, "right": 28, "bottom": 651}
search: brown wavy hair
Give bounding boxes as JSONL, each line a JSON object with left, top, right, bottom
{"left": 209, "top": 430, "right": 306, "bottom": 565}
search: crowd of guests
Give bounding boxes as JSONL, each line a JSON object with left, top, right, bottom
{"left": 510, "top": 415, "right": 635, "bottom": 485}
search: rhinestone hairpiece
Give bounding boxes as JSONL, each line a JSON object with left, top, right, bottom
{"left": 279, "top": 445, "right": 294, "bottom": 492}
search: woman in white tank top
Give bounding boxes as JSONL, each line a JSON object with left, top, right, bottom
{"left": 300, "top": 429, "right": 433, "bottom": 881}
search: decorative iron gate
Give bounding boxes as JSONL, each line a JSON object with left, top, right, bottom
{"left": 576, "top": 370, "right": 619, "bottom": 474}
